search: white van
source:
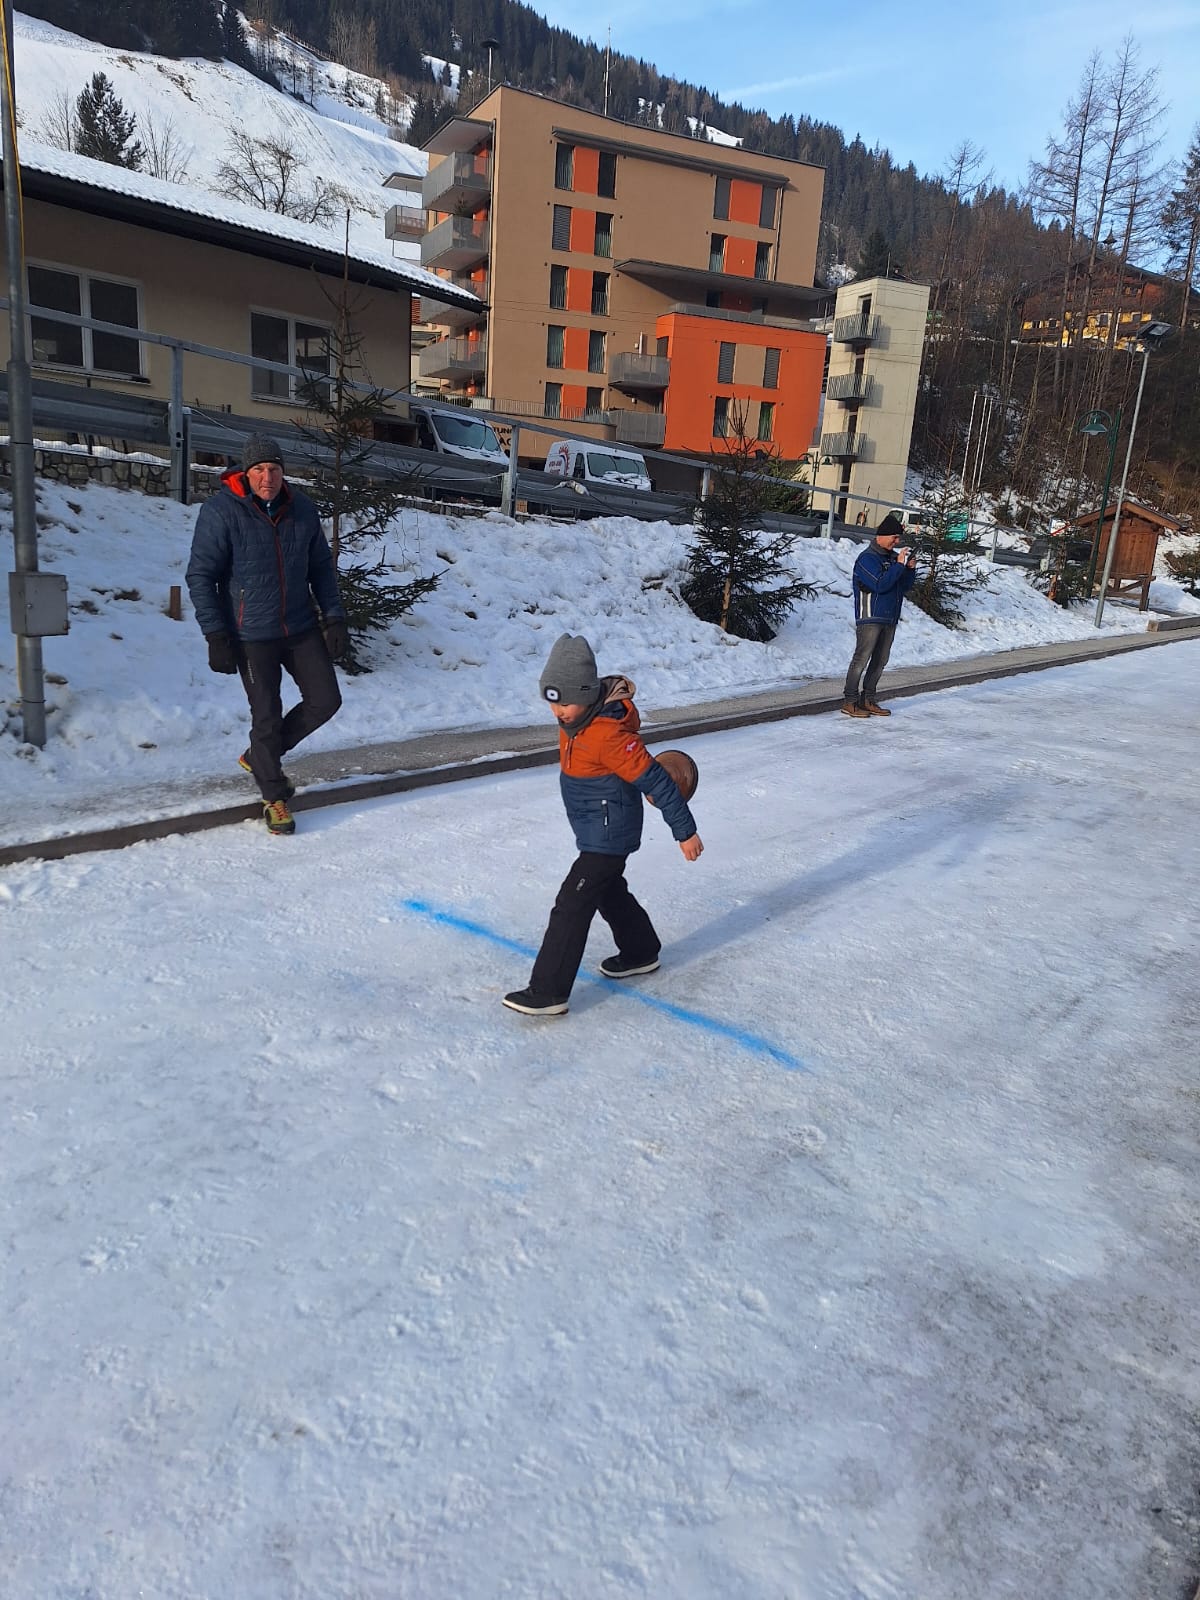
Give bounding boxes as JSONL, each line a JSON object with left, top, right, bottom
{"left": 544, "top": 439, "right": 652, "bottom": 493}
{"left": 406, "top": 404, "right": 508, "bottom": 465}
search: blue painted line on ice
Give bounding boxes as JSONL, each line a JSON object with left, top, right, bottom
{"left": 399, "top": 897, "right": 807, "bottom": 1072}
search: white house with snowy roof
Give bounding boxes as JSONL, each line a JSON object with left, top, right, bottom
{"left": 0, "top": 142, "right": 480, "bottom": 425}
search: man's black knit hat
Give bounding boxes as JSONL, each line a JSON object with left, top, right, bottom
{"left": 876, "top": 512, "right": 906, "bottom": 540}
{"left": 242, "top": 432, "right": 284, "bottom": 472}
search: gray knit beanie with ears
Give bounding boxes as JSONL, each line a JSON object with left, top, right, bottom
{"left": 539, "top": 633, "right": 601, "bottom": 705}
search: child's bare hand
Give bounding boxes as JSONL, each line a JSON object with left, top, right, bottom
{"left": 680, "top": 835, "right": 703, "bottom": 862}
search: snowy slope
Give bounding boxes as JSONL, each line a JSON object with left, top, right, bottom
{"left": 1, "top": 476, "right": 1197, "bottom": 843}
{"left": 12, "top": 11, "right": 427, "bottom": 263}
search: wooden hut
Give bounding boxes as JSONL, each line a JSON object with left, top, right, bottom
{"left": 1070, "top": 502, "right": 1181, "bottom": 609}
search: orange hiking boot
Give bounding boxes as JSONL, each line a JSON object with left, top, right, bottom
{"left": 262, "top": 799, "right": 296, "bottom": 836}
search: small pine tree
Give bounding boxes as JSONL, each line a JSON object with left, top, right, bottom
{"left": 682, "top": 408, "right": 816, "bottom": 642}
{"left": 856, "top": 228, "right": 898, "bottom": 279}
{"left": 75, "top": 72, "right": 144, "bottom": 169}
{"left": 905, "top": 479, "right": 990, "bottom": 627}
{"left": 1163, "top": 537, "right": 1200, "bottom": 597}
{"left": 292, "top": 269, "right": 441, "bottom": 670}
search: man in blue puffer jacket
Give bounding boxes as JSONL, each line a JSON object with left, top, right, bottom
{"left": 841, "top": 511, "right": 918, "bottom": 719}
{"left": 186, "top": 433, "right": 347, "bottom": 835}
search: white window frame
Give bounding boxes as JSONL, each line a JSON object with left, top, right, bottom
{"left": 249, "top": 307, "right": 333, "bottom": 404}
{"left": 26, "top": 260, "right": 145, "bottom": 380}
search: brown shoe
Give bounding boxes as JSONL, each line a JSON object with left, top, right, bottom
{"left": 840, "top": 701, "right": 870, "bottom": 718}
{"left": 864, "top": 702, "right": 892, "bottom": 716}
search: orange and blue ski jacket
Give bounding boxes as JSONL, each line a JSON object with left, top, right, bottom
{"left": 557, "top": 675, "right": 696, "bottom": 856}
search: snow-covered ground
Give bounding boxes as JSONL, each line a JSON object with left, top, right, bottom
{"left": 4, "top": 477, "right": 1199, "bottom": 844}
{"left": 2, "top": 645, "right": 1199, "bottom": 1598}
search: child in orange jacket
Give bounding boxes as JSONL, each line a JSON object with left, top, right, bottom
{"left": 504, "top": 633, "right": 703, "bottom": 1017}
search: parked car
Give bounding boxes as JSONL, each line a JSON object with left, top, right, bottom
{"left": 406, "top": 403, "right": 509, "bottom": 465}
{"left": 543, "top": 439, "right": 652, "bottom": 493}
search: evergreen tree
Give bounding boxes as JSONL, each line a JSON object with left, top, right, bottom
{"left": 75, "top": 73, "right": 145, "bottom": 169}
{"left": 906, "top": 478, "right": 990, "bottom": 627}
{"left": 293, "top": 280, "right": 441, "bottom": 670}
{"left": 856, "top": 227, "right": 899, "bottom": 278}
{"left": 682, "top": 408, "right": 815, "bottom": 642}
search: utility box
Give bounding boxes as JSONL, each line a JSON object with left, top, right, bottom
{"left": 9, "top": 571, "right": 69, "bottom": 636}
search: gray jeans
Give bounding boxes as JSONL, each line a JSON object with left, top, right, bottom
{"left": 843, "top": 622, "right": 897, "bottom": 705}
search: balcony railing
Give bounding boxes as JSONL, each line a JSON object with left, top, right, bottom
{"left": 826, "top": 372, "right": 876, "bottom": 404}
{"left": 820, "top": 430, "right": 869, "bottom": 460}
{"left": 609, "top": 410, "right": 666, "bottom": 447}
{"left": 833, "top": 313, "right": 881, "bottom": 345}
{"left": 421, "top": 152, "right": 492, "bottom": 215}
{"left": 384, "top": 203, "right": 426, "bottom": 241}
{"left": 418, "top": 335, "right": 487, "bottom": 381}
{"left": 420, "top": 216, "right": 490, "bottom": 271}
{"left": 419, "top": 273, "right": 488, "bottom": 329}
{"left": 609, "top": 351, "right": 670, "bottom": 392}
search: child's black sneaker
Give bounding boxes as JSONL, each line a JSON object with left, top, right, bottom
{"left": 599, "top": 954, "right": 661, "bottom": 979}
{"left": 502, "top": 988, "right": 569, "bottom": 1016}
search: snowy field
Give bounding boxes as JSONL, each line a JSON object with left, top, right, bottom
{"left": 4, "top": 477, "right": 1199, "bottom": 845}
{"left": 2, "top": 645, "right": 1199, "bottom": 1599}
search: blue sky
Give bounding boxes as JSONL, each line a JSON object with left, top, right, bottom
{"left": 529, "top": 0, "right": 1200, "bottom": 195}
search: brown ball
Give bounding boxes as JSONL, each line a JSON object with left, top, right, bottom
{"left": 647, "top": 748, "right": 699, "bottom": 805}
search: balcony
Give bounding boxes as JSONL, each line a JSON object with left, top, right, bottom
{"left": 384, "top": 202, "right": 426, "bottom": 242}
{"left": 833, "top": 313, "right": 881, "bottom": 345}
{"left": 608, "top": 351, "right": 670, "bottom": 393}
{"left": 419, "top": 274, "right": 488, "bottom": 329}
{"left": 420, "top": 216, "right": 490, "bottom": 272}
{"left": 826, "top": 371, "right": 876, "bottom": 405}
{"left": 422, "top": 152, "right": 492, "bottom": 216}
{"left": 609, "top": 409, "right": 665, "bottom": 447}
{"left": 418, "top": 335, "right": 487, "bottom": 381}
{"left": 820, "top": 430, "right": 868, "bottom": 460}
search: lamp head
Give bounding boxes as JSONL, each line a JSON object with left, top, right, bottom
{"left": 1139, "top": 321, "right": 1173, "bottom": 348}
{"left": 1079, "top": 410, "right": 1112, "bottom": 437}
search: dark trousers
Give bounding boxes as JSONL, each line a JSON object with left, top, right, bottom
{"left": 529, "top": 852, "right": 661, "bottom": 999}
{"left": 843, "top": 621, "right": 897, "bottom": 706}
{"left": 238, "top": 628, "right": 342, "bottom": 801}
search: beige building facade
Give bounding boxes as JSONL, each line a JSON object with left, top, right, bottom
{"left": 0, "top": 147, "right": 477, "bottom": 435}
{"left": 418, "top": 86, "right": 829, "bottom": 457}
{"left": 814, "top": 275, "right": 930, "bottom": 520}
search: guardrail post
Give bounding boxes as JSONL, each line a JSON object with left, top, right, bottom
{"left": 178, "top": 406, "right": 191, "bottom": 506}
{"left": 825, "top": 486, "right": 835, "bottom": 539}
{"left": 169, "top": 346, "right": 186, "bottom": 503}
{"left": 501, "top": 422, "right": 519, "bottom": 518}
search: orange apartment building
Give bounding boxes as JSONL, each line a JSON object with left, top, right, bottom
{"left": 411, "top": 86, "right": 830, "bottom": 459}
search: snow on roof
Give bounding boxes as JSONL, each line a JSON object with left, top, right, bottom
{"left": 11, "top": 140, "right": 481, "bottom": 311}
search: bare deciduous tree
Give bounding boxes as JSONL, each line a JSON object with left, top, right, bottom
{"left": 36, "top": 88, "right": 77, "bottom": 151}
{"left": 141, "top": 113, "right": 192, "bottom": 184}
{"left": 215, "top": 129, "right": 356, "bottom": 226}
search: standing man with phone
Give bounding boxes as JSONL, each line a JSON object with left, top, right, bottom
{"left": 840, "top": 511, "right": 918, "bottom": 718}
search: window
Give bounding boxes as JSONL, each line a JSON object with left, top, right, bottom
{"left": 598, "top": 151, "right": 617, "bottom": 198}
{"left": 28, "top": 265, "right": 142, "bottom": 377}
{"left": 555, "top": 142, "right": 575, "bottom": 191}
{"left": 717, "top": 341, "right": 735, "bottom": 384}
{"left": 546, "top": 324, "right": 565, "bottom": 368}
{"left": 588, "top": 329, "right": 606, "bottom": 373}
{"left": 758, "top": 186, "right": 776, "bottom": 229}
{"left": 757, "top": 401, "right": 775, "bottom": 442}
{"left": 709, "top": 234, "right": 726, "bottom": 273}
{"left": 549, "top": 264, "right": 568, "bottom": 310}
{"left": 713, "top": 396, "right": 730, "bottom": 437}
{"left": 585, "top": 385, "right": 604, "bottom": 416}
{"left": 544, "top": 381, "right": 562, "bottom": 418}
{"left": 594, "top": 212, "right": 613, "bottom": 258}
{"left": 251, "top": 311, "right": 331, "bottom": 402}
{"left": 656, "top": 336, "right": 669, "bottom": 356}
{"left": 763, "top": 347, "right": 781, "bottom": 389}
{"left": 754, "top": 241, "right": 771, "bottom": 280}
{"left": 591, "top": 271, "right": 610, "bottom": 315}
{"left": 714, "top": 176, "right": 730, "bottom": 220}
{"left": 552, "top": 204, "right": 572, "bottom": 251}
{"left": 705, "top": 289, "right": 722, "bottom": 309}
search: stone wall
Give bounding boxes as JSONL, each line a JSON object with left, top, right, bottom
{"left": 1, "top": 447, "right": 223, "bottom": 500}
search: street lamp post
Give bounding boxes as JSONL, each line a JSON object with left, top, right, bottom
{"left": 1078, "top": 407, "right": 1121, "bottom": 596}
{"left": 1093, "top": 322, "right": 1173, "bottom": 629}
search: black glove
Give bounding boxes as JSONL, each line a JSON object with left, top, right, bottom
{"left": 323, "top": 618, "right": 350, "bottom": 663}
{"left": 206, "top": 631, "right": 238, "bottom": 675}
